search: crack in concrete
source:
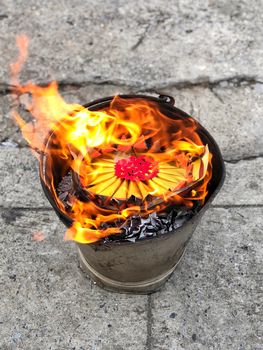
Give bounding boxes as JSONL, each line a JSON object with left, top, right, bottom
{"left": 1, "top": 74, "right": 263, "bottom": 96}
{"left": 224, "top": 154, "right": 263, "bottom": 164}
{"left": 208, "top": 86, "right": 224, "bottom": 103}
{"left": 141, "top": 75, "right": 263, "bottom": 91}
{"left": 146, "top": 294, "right": 153, "bottom": 350}
{"left": 213, "top": 204, "right": 263, "bottom": 209}
{"left": 0, "top": 83, "right": 14, "bottom": 95}
{"left": 0, "top": 207, "right": 53, "bottom": 211}
{"left": 131, "top": 24, "right": 151, "bottom": 51}
{"left": 0, "top": 80, "right": 134, "bottom": 95}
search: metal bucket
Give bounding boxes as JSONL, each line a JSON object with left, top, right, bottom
{"left": 40, "top": 94, "right": 225, "bottom": 294}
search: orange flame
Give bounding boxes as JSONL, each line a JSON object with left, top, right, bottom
{"left": 11, "top": 35, "right": 212, "bottom": 244}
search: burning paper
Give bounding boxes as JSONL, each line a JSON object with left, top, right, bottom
{"left": 11, "top": 35, "right": 212, "bottom": 243}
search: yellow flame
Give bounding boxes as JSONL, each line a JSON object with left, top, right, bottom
{"left": 11, "top": 35, "right": 213, "bottom": 244}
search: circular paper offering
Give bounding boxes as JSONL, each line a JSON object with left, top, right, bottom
{"left": 78, "top": 144, "right": 209, "bottom": 202}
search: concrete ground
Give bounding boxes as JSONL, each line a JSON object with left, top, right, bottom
{"left": 0, "top": 1, "right": 262, "bottom": 349}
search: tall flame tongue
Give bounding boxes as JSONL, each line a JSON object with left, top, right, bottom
{"left": 11, "top": 35, "right": 212, "bottom": 244}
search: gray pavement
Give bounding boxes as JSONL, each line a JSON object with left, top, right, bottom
{"left": 0, "top": 1, "right": 262, "bottom": 349}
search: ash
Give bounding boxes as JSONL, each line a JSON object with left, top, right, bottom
{"left": 58, "top": 173, "right": 200, "bottom": 243}
{"left": 104, "top": 206, "right": 200, "bottom": 243}
{"left": 57, "top": 173, "right": 75, "bottom": 209}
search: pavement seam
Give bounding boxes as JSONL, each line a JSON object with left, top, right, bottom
{"left": 0, "top": 207, "right": 53, "bottom": 211}
{"left": 212, "top": 204, "right": 263, "bottom": 209}
{"left": 1, "top": 75, "right": 263, "bottom": 95}
{"left": 146, "top": 294, "right": 153, "bottom": 350}
{"left": 223, "top": 154, "right": 263, "bottom": 164}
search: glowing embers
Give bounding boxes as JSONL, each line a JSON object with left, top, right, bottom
{"left": 115, "top": 155, "right": 159, "bottom": 181}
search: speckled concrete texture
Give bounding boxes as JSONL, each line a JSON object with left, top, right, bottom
{"left": 0, "top": 0, "right": 263, "bottom": 86}
{"left": 0, "top": 1, "right": 262, "bottom": 349}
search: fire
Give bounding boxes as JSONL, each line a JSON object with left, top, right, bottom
{"left": 11, "top": 35, "right": 212, "bottom": 244}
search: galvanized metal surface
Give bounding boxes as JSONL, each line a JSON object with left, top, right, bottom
{"left": 40, "top": 94, "right": 225, "bottom": 294}
{"left": 78, "top": 246, "right": 186, "bottom": 294}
